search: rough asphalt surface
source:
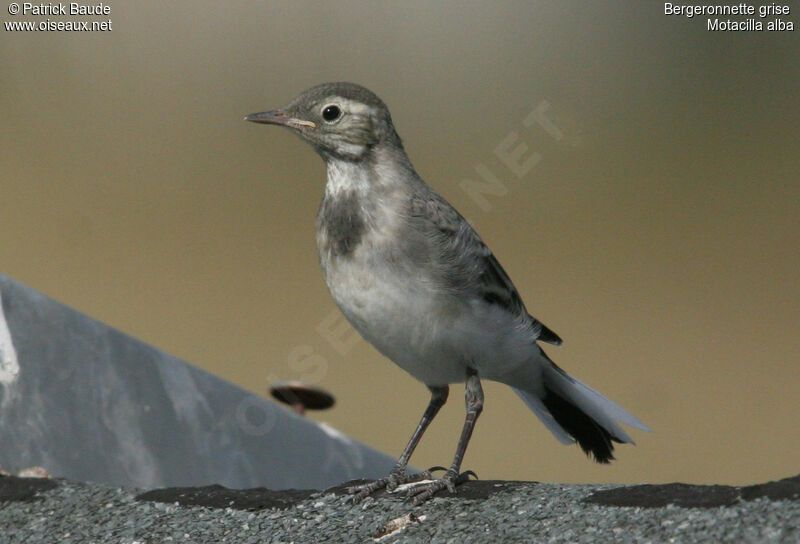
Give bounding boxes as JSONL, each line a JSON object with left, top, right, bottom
{"left": 1, "top": 473, "right": 798, "bottom": 543}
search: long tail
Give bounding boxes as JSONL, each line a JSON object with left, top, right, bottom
{"left": 514, "top": 352, "right": 650, "bottom": 463}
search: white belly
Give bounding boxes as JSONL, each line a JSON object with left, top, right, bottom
{"left": 323, "top": 254, "right": 461, "bottom": 384}
{"left": 322, "top": 247, "right": 538, "bottom": 387}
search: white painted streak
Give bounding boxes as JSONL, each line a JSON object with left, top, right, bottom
{"left": 0, "top": 290, "right": 20, "bottom": 385}
{"left": 318, "top": 421, "right": 354, "bottom": 444}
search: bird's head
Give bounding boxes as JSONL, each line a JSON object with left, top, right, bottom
{"left": 245, "top": 82, "right": 402, "bottom": 162}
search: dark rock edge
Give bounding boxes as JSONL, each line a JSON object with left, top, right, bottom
{"left": 1, "top": 473, "right": 798, "bottom": 511}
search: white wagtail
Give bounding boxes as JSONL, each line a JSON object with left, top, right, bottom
{"left": 246, "top": 83, "right": 650, "bottom": 504}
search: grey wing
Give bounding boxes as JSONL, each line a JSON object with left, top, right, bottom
{"left": 480, "top": 248, "right": 563, "bottom": 346}
{"left": 408, "top": 191, "right": 562, "bottom": 346}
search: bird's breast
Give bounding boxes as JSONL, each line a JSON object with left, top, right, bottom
{"left": 316, "top": 195, "right": 468, "bottom": 383}
{"left": 316, "top": 189, "right": 367, "bottom": 260}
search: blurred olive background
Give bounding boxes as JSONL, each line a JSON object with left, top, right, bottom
{"left": 2, "top": 1, "right": 798, "bottom": 487}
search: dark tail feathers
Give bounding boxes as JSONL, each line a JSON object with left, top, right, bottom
{"left": 541, "top": 385, "right": 623, "bottom": 463}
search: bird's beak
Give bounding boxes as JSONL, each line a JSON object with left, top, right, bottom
{"left": 244, "top": 110, "right": 316, "bottom": 130}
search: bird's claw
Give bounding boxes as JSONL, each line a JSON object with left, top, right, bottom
{"left": 347, "top": 467, "right": 428, "bottom": 502}
{"left": 406, "top": 468, "right": 477, "bottom": 505}
{"left": 347, "top": 466, "right": 477, "bottom": 504}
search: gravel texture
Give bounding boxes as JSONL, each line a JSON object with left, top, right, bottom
{"left": 1, "top": 474, "right": 798, "bottom": 543}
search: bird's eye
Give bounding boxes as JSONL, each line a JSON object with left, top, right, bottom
{"left": 322, "top": 105, "right": 341, "bottom": 122}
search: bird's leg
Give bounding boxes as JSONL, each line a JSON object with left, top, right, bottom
{"left": 348, "top": 385, "right": 449, "bottom": 501}
{"left": 407, "top": 369, "right": 483, "bottom": 505}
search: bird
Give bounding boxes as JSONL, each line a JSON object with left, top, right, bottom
{"left": 245, "top": 82, "right": 650, "bottom": 504}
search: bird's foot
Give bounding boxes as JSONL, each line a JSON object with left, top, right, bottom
{"left": 347, "top": 466, "right": 430, "bottom": 502}
{"left": 405, "top": 467, "right": 477, "bottom": 505}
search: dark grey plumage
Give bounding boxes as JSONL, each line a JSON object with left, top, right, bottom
{"left": 316, "top": 190, "right": 365, "bottom": 258}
